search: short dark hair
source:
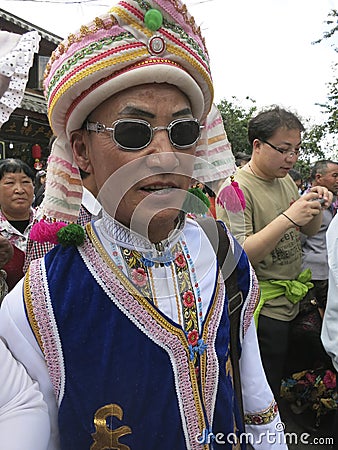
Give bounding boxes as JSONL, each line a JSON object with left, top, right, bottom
{"left": 235, "top": 151, "right": 251, "bottom": 167}
{"left": 248, "top": 106, "right": 305, "bottom": 146}
{"left": 310, "top": 159, "right": 338, "bottom": 182}
{"left": 0, "top": 158, "right": 35, "bottom": 182}
{"left": 288, "top": 168, "right": 302, "bottom": 182}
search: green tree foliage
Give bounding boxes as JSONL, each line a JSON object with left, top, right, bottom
{"left": 216, "top": 96, "right": 257, "bottom": 155}
{"left": 313, "top": 9, "right": 338, "bottom": 49}
{"left": 314, "top": 10, "right": 338, "bottom": 143}
{"left": 321, "top": 68, "right": 338, "bottom": 136}
{"left": 301, "top": 122, "right": 326, "bottom": 158}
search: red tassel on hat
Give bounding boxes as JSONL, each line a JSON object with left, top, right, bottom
{"left": 216, "top": 175, "right": 246, "bottom": 213}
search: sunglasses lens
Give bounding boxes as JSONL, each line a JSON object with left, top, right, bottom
{"left": 112, "top": 119, "right": 200, "bottom": 150}
{"left": 170, "top": 120, "right": 200, "bottom": 148}
{"left": 114, "top": 121, "right": 152, "bottom": 150}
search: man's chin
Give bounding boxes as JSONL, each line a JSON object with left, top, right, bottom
{"left": 128, "top": 208, "right": 182, "bottom": 240}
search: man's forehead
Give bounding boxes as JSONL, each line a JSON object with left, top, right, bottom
{"left": 325, "top": 163, "right": 338, "bottom": 172}
{"left": 92, "top": 83, "right": 191, "bottom": 117}
{"left": 272, "top": 127, "right": 302, "bottom": 141}
{"left": 110, "top": 83, "right": 188, "bottom": 102}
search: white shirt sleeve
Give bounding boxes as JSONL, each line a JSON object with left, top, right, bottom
{"left": 321, "top": 215, "right": 338, "bottom": 373}
{"left": 0, "top": 337, "right": 50, "bottom": 450}
{"left": 240, "top": 319, "right": 287, "bottom": 449}
{"left": 0, "top": 280, "right": 60, "bottom": 450}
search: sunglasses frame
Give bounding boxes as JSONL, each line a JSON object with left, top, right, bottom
{"left": 85, "top": 118, "right": 203, "bottom": 151}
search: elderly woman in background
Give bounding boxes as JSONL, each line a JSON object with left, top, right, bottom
{"left": 0, "top": 29, "right": 50, "bottom": 450}
{"left": 0, "top": 158, "right": 36, "bottom": 293}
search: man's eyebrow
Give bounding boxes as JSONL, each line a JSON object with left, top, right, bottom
{"left": 173, "top": 108, "right": 192, "bottom": 117}
{"left": 119, "top": 106, "right": 155, "bottom": 119}
{"left": 119, "top": 106, "right": 193, "bottom": 118}
{"left": 281, "top": 140, "right": 302, "bottom": 147}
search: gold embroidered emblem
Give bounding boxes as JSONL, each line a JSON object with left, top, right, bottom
{"left": 90, "top": 404, "right": 132, "bottom": 450}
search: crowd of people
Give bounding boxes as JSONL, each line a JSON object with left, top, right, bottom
{"left": 217, "top": 116, "right": 338, "bottom": 438}
{"left": 0, "top": 1, "right": 337, "bottom": 449}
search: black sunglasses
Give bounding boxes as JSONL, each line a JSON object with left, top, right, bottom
{"left": 86, "top": 118, "right": 203, "bottom": 151}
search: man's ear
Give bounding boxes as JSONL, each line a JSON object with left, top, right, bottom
{"left": 70, "top": 130, "right": 93, "bottom": 174}
{"left": 252, "top": 138, "right": 262, "bottom": 154}
{"left": 315, "top": 173, "right": 322, "bottom": 183}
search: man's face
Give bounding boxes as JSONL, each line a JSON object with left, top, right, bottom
{"left": 74, "top": 83, "right": 197, "bottom": 239}
{"left": 254, "top": 127, "right": 302, "bottom": 180}
{"left": 314, "top": 163, "right": 338, "bottom": 195}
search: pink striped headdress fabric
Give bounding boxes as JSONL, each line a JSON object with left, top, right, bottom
{"left": 194, "top": 104, "right": 236, "bottom": 183}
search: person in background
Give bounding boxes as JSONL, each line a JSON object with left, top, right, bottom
{"left": 302, "top": 160, "right": 338, "bottom": 316}
{"left": 33, "top": 169, "right": 47, "bottom": 207}
{"left": 0, "top": 159, "right": 36, "bottom": 294}
{"left": 0, "top": 1, "right": 286, "bottom": 448}
{"left": 288, "top": 168, "right": 303, "bottom": 193}
{"left": 216, "top": 106, "right": 332, "bottom": 406}
{"left": 235, "top": 151, "right": 251, "bottom": 168}
{"left": 322, "top": 212, "right": 338, "bottom": 449}
{"left": 280, "top": 160, "right": 338, "bottom": 431}
{"left": 0, "top": 28, "right": 50, "bottom": 449}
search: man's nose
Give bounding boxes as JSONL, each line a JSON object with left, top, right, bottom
{"left": 146, "top": 131, "right": 179, "bottom": 171}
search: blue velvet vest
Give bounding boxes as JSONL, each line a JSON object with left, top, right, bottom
{"left": 24, "top": 230, "right": 250, "bottom": 450}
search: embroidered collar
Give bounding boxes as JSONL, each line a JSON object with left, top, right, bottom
{"left": 99, "top": 210, "right": 186, "bottom": 264}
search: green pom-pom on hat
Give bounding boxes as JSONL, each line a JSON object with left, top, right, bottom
{"left": 57, "top": 223, "right": 85, "bottom": 247}
{"left": 182, "top": 187, "right": 211, "bottom": 215}
{"left": 144, "top": 9, "right": 163, "bottom": 31}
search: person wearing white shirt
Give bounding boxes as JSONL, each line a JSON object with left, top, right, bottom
{"left": 321, "top": 212, "right": 338, "bottom": 449}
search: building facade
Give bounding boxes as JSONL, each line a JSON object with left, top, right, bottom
{"left": 0, "top": 8, "right": 62, "bottom": 168}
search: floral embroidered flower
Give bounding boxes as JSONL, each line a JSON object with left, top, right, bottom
{"left": 188, "top": 329, "right": 199, "bottom": 346}
{"left": 174, "top": 251, "right": 186, "bottom": 268}
{"left": 183, "top": 290, "right": 195, "bottom": 308}
{"left": 244, "top": 400, "right": 278, "bottom": 426}
{"left": 305, "top": 372, "right": 317, "bottom": 385}
{"left": 281, "top": 369, "right": 337, "bottom": 428}
{"left": 131, "top": 268, "right": 148, "bottom": 287}
{"left": 251, "top": 415, "right": 264, "bottom": 425}
{"left": 323, "top": 370, "right": 336, "bottom": 389}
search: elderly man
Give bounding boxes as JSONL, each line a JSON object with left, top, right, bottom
{"left": 301, "top": 160, "right": 338, "bottom": 313}
{"left": 0, "top": 2, "right": 286, "bottom": 449}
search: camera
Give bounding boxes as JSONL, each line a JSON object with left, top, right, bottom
{"left": 311, "top": 197, "right": 325, "bottom": 205}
